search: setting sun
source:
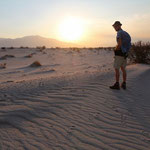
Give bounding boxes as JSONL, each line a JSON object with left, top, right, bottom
{"left": 58, "top": 17, "right": 84, "bottom": 42}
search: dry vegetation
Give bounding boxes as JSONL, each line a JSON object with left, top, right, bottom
{"left": 24, "top": 53, "right": 36, "bottom": 58}
{"left": 129, "top": 41, "right": 150, "bottom": 64}
{"left": 0, "top": 55, "right": 15, "bottom": 60}
{"left": 0, "top": 63, "right": 6, "bottom": 69}
{"left": 29, "top": 61, "right": 42, "bottom": 67}
{"left": 24, "top": 54, "right": 33, "bottom": 58}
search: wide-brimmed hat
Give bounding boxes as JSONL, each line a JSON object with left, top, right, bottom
{"left": 112, "top": 21, "right": 122, "bottom": 26}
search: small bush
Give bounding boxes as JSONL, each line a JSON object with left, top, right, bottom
{"left": 0, "top": 55, "right": 15, "bottom": 60}
{"left": 24, "top": 54, "right": 33, "bottom": 58}
{"left": 24, "top": 53, "right": 36, "bottom": 58}
{"left": 42, "top": 46, "right": 46, "bottom": 50}
{"left": 8, "top": 47, "right": 14, "bottom": 49}
{"left": 29, "top": 61, "right": 42, "bottom": 67}
{"left": 129, "top": 41, "right": 150, "bottom": 64}
{"left": 1, "top": 47, "right": 6, "bottom": 50}
{"left": 0, "top": 63, "right": 6, "bottom": 69}
{"left": 36, "top": 46, "right": 40, "bottom": 49}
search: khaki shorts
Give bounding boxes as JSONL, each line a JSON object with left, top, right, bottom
{"left": 113, "top": 56, "right": 127, "bottom": 69}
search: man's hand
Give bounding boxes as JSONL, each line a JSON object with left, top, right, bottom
{"left": 114, "top": 38, "right": 122, "bottom": 51}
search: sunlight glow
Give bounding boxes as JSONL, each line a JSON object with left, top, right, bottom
{"left": 58, "top": 16, "right": 84, "bottom": 42}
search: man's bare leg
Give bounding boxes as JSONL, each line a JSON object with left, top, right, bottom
{"left": 121, "top": 66, "right": 127, "bottom": 89}
{"left": 121, "top": 66, "right": 126, "bottom": 82}
{"left": 115, "top": 69, "right": 120, "bottom": 83}
{"left": 110, "top": 69, "right": 120, "bottom": 90}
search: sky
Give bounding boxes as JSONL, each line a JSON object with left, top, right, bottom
{"left": 0, "top": 0, "right": 150, "bottom": 47}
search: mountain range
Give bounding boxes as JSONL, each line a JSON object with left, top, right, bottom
{"left": 0, "top": 35, "right": 78, "bottom": 48}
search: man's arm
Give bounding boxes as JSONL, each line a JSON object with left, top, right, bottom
{"left": 115, "top": 38, "right": 122, "bottom": 51}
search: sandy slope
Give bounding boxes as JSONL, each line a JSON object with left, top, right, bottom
{"left": 0, "top": 48, "right": 150, "bottom": 150}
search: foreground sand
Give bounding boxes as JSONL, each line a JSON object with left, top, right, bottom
{"left": 0, "top": 48, "right": 150, "bottom": 150}
{"left": 0, "top": 64, "right": 150, "bottom": 150}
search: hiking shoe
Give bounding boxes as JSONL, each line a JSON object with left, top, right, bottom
{"left": 121, "top": 82, "right": 126, "bottom": 90}
{"left": 110, "top": 82, "right": 120, "bottom": 90}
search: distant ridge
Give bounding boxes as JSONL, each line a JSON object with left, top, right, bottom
{"left": 0, "top": 35, "right": 78, "bottom": 47}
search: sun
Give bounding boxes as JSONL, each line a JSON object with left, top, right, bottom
{"left": 58, "top": 17, "right": 84, "bottom": 42}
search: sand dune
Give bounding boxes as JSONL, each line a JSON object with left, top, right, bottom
{"left": 0, "top": 48, "right": 150, "bottom": 150}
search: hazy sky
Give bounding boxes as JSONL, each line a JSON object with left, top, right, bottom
{"left": 0, "top": 0, "right": 150, "bottom": 46}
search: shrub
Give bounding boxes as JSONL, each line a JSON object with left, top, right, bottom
{"left": 24, "top": 54, "right": 33, "bottom": 58}
{"left": 0, "top": 55, "right": 15, "bottom": 60}
{"left": 1, "top": 47, "right": 6, "bottom": 50}
{"left": 36, "top": 46, "right": 46, "bottom": 52}
{"left": 24, "top": 53, "right": 36, "bottom": 58}
{"left": 9, "top": 47, "right": 14, "bottom": 49}
{"left": 0, "top": 63, "right": 6, "bottom": 69}
{"left": 36, "top": 46, "right": 40, "bottom": 49}
{"left": 20, "top": 46, "right": 29, "bottom": 49}
{"left": 42, "top": 46, "right": 46, "bottom": 50}
{"left": 29, "top": 61, "right": 42, "bottom": 67}
{"left": 129, "top": 41, "right": 150, "bottom": 64}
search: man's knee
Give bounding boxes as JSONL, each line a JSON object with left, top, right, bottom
{"left": 115, "top": 69, "right": 120, "bottom": 74}
{"left": 121, "top": 67, "right": 126, "bottom": 72}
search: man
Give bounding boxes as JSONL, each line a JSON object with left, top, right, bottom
{"left": 110, "top": 21, "right": 131, "bottom": 90}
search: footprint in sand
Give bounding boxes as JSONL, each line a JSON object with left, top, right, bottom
{"left": 121, "top": 114, "right": 127, "bottom": 127}
{"left": 141, "top": 131, "right": 150, "bottom": 144}
{"left": 89, "top": 112, "right": 100, "bottom": 121}
{"left": 67, "top": 126, "right": 76, "bottom": 136}
{"left": 142, "top": 130, "right": 150, "bottom": 137}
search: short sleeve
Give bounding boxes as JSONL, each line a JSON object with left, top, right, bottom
{"left": 117, "top": 30, "right": 122, "bottom": 39}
